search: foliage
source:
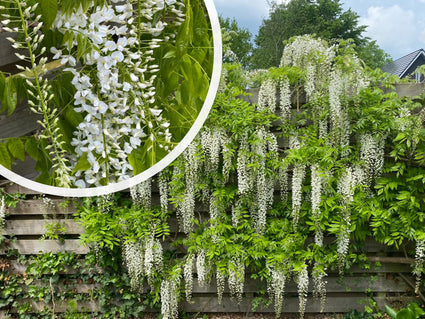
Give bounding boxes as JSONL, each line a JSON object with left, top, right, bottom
{"left": 0, "top": 0, "right": 213, "bottom": 187}
{"left": 385, "top": 303, "right": 425, "bottom": 319}
{"left": 0, "top": 250, "right": 152, "bottom": 318}
{"left": 220, "top": 16, "right": 253, "bottom": 68}
{"left": 250, "top": 0, "right": 391, "bottom": 70}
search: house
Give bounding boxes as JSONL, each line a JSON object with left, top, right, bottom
{"left": 381, "top": 48, "right": 425, "bottom": 82}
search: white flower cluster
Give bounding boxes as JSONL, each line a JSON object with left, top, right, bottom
{"left": 336, "top": 166, "right": 358, "bottom": 273}
{"left": 312, "top": 263, "right": 327, "bottom": 313}
{"left": 253, "top": 128, "right": 276, "bottom": 233}
{"left": 231, "top": 200, "right": 243, "bottom": 228}
{"left": 123, "top": 240, "right": 144, "bottom": 289}
{"left": 50, "top": 0, "right": 183, "bottom": 186}
{"left": 280, "top": 35, "right": 335, "bottom": 101}
{"left": 359, "top": 133, "right": 385, "bottom": 184}
{"left": 279, "top": 77, "right": 292, "bottom": 122}
{"left": 0, "top": 195, "right": 5, "bottom": 227}
{"left": 200, "top": 128, "right": 231, "bottom": 179}
{"left": 297, "top": 266, "right": 309, "bottom": 319}
{"left": 267, "top": 264, "right": 287, "bottom": 317}
{"left": 159, "top": 172, "right": 169, "bottom": 213}
{"left": 216, "top": 270, "right": 226, "bottom": 305}
{"left": 209, "top": 192, "right": 221, "bottom": 222}
{"left": 177, "top": 142, "right": 198, "bottom": 233}
{"left": 196, "top": 250, "right": 207, "bottom": 287}
{"left": 2, "top": 1, "right": 72, "bottom": 187}
{"left": 123, "top": 235, "right": 163, "bottom": 289}
{"left": 414, "top": 238, "right": 425, "bottom": 294}
{"left": 144, "top": 236, "right": 163, "bottom": 280}
{"left": 160, "top": 273, "right": 181, "bottom": 319}
{"left": 292, "top": 164, "right": 306, "bottom": 230}
{"left": 311, "top": 164, "right": 323, "bottom": 247}
{"left": 237, "top": 134, "right": 253, "bottom": 195}
{"left": 279, "top": 166, "right": 289, "bottom": 202}
{"left": 228, "top": 258, "right": 245, "bottom": 304}
{"left": 396, "top": 106, "right": 411, "bottom": 132}
{"left": 96, "top": 194, "right": 114, "bottom": 213}
{"left": 130, "top": 178, "right": 152, "bottom": 207}
{"left": 258, "top": 78, "right": 277, "bottom": 113}
{"left": 184, "top": 254, "right": 194, "bottom": 302}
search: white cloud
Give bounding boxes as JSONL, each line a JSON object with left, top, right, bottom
{"left": 359, "top": 5, "right": 419, "bottom": 57}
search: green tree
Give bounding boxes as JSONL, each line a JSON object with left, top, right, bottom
{"left": 220, "top": 16, "right": 253, "bottom": 68}
{"left": 251, "top": 0, "right": 390, "bottom": 69}
{"left": 356, "top": 39, "right": 392, "bottom": 70}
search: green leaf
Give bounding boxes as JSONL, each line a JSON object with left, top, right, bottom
{"left": 128, "top": 147, "right": 145, "bottom": 176}
{"left": 39, "top": 0, "right": 59, "bottom": 29}
{"left": 163, "top": 50, "right": 176, "bottom": 59}
{"left": 0, "top": 143, "right": 12, "bottom": 170}
{"left": 385, "top": 305, "right": 397, "bottom": 319}
{"left": 6, "top": 138, "right": 25, "bottom": 162}
{"left": 25, "top": 137, "right": 42, "bottom": 161}
{"left": 72, "top": 153, "right": 91, "bottom": 174}
{"left": 3, "top": 77, "right": 17, "bottom": 116}
{"left": 0, "top": 72, "right": 6, "bottom": 99}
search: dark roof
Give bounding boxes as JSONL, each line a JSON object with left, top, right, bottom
{"left": 381, "top": 49, "right": 425, "bottom": 78}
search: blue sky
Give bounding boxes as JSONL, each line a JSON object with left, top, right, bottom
{"left": 213, "top": 0, "right": 425, "bottom": 59}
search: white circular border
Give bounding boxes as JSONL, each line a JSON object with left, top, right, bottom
{"left": 0, "top": 0, "right": 222, "bottom": 197}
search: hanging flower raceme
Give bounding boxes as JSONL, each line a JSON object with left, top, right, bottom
{"left": 258, "top": 78, "right": 277, "bottom": 113}
{"left": 160, "top": 271, "right": 181, "bottom": 319}
{"left": 177, "top": 142, "right": 199, "bottom": 234}
{"left": 196, "top": 250, "right": 207, "bottom": 288}
{"left": 311, "top": 164, "right": 323, "bottom": 247}
{"left": 359, "top": 133, "right": 385, "bottom": 184}
{"left": 123, "top": 240, "right": 145, "bottom": 290}
{"left": 414, "top": 238, "right": 425, "bottom": 294}
{"left": 297, "top": 266, "right": 309, "bottom": 319}
{"left": 184, "top": 254, "right": 194, "bottom": 302}
{"left": 312, "top": 263, "right": 327, "bottom": 313}
{"left": 48, "top": 0, "right": 184, "bottom": 186}
{"left": 130, "top": 178, "right": 152, "bottom": 207}
{"left": 228, "top": 257, "right": 245, "bottom": 304}
{"left": 279, "top": 77, "right": 292, "bottom": 122}
{"left": 0, "top": 195, "right": 5, "bottom": 227}
{"left": 267, "top": 264, "right": 288, "bottom": 317}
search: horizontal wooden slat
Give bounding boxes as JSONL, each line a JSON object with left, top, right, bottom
{"left": 8, "top": 261, "right": 103, "bottom": 275}
{"left": 190, "top": 275, "right": 410, "bottom": 294}
{"left": 183, "top": 295, "right": 367, "bottom": 313}
{"left": 3, "top": 219, "right": 84, "bottom": 235}
{"left": 0, "top": 33, "right": 24, "bottom": 67}
{"left": 0, "top": 101, "right": 42, "bottom": 139}
{"left": 0, "top": 239, "right": 89, "bottom": 255}
{"left": 7, "top": 199, "right": 79, "bottom": 216}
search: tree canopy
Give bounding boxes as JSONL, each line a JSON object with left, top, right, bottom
{"left": 250, "top": 0, "right": 391, "bottom": 69}
{"left": 220, "top": 16, "right": 253, "bottom": 68}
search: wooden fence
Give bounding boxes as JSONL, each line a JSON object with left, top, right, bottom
{"left": 0, "top": 193, "right": 421, "bottom": 316}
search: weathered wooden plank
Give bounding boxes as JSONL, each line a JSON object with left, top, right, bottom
{"left": 3, "top": 219, "right": 84, "bottom": 235}
{"left": 0, "top": 239, "right": 89, "bottom": 255}
{"left": 8, "top": 260, "right": 103, "bottom": 275}
{"left": 190, "top": 275, "right": 410, "bottom": 294}
{"left": 183, "top": 295, "right": 368, "bottom": 313}
{"left": 10, "top": 300, "right": 100, "bottom": 313}
{"left": 0, "top": 33, "right": 23, "bottom": 67}
{"left": 0, "top": 181, "right": 42, "bottom": 195}
{"left": 7, "top": 199, "right": 79, "bottom": 216}
{"left": 0, "top": 101, "right": 42, "bottom": 138}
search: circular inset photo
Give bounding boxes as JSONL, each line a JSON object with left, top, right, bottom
{"left": 0, "top": 0, "right": 221, "bottom": 196}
